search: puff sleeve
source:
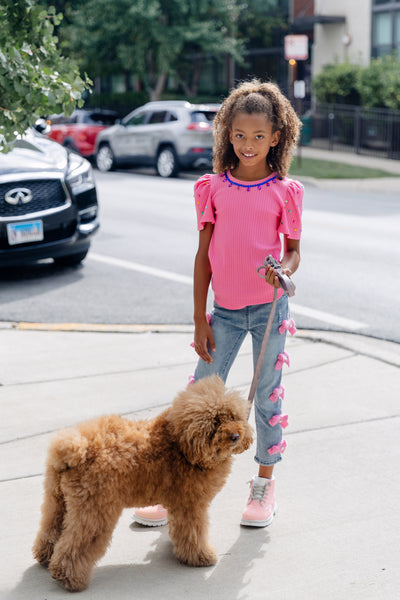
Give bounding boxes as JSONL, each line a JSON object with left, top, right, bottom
{"left": 278, "top": 179, "right": 304, "bottom": 240}
{"left": 194, "top": 174, "right": 215, "bottom": 231}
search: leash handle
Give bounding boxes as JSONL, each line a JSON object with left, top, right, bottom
{"left": 257, "top": 255, "right": 296, "bottom": 297}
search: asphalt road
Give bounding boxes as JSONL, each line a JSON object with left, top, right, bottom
{"left": 0, "top": 168, "right": 399, "bottom": 343}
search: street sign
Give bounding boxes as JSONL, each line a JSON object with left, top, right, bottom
{"left": 294, "top": 80, "right": 306, "bottom": 99}
{"left": 284, "top": 35, "right": 308, "bottom": 60}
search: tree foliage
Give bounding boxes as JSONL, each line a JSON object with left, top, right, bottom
{"left": 311, "top": 62, "right": 361, "bottom": 105}
{"left": 237, "top": 0, "right": 288, "bottom": 49}
{"left": 312, "top": 55, "right": 400, "bottom": 110}
{"left": 357, "top": 55, "right": 400, "bottom": 110}
{"left": 62, "top": 0, "right": 245, "bottom": 100}
{"left": 0, "top": 0, "right": 90, "bottom": 148}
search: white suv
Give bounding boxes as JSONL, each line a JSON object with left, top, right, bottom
{"left": 95, "top": 100, "right": 220, "bottom": 177}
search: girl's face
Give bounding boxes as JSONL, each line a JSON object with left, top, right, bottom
{"left": 229, "top": 112, "right": 280, "bottom": 173}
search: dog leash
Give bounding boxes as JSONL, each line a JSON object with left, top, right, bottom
{"left": 246, "top": 255, "right": 296, "bottom": 417}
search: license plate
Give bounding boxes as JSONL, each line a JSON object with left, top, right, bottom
{"left": 7, "top": 220, "right": 44, "bottom": 245}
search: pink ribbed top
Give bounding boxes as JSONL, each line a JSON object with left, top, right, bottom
{"left": 194, "top": 171, "right": 304, "bottom": 309}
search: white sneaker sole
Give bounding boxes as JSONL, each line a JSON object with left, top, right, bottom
{"left": 132, "top": 513, "right": 167, "bottom": 527}
{"left": 240, "top": 502, "right": 278, "bottom": 528}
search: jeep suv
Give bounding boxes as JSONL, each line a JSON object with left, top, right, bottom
{"left": 95, "top": 101, "right": 220, "bottom": 177}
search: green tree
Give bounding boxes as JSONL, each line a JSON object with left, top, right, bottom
{"left": 357, "top": 54, "right": 400, "bottom": 110}
{"left": 238, "top": 0, "right": 288, "bottom": 49}
{"left": 64, "top": 0, "right": 244, "bottom": 100}
{"left": 0, "top": 0, "right": 90, "bottom": 149}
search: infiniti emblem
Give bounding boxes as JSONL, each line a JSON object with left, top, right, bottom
{"left": 5, "top": 187, "right": 33, "bottom": 205}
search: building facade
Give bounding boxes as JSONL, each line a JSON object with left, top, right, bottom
{"left": 292, "top": 0, "right": 400, "bottom": 76}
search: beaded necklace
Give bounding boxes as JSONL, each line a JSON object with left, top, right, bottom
{"left": 222, "top": 170, "right": 277, "bottom": 191}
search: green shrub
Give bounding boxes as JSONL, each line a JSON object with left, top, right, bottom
{"left": 312, "top": 62, "right": 361, "bottom": 105}
{"left": 85, "top": 90, "right": 150, "bottom": 115}
{"left": 357, "top": 55, "right": 400, "bottom": 110}
{"left": 312, "top": 55, "right": 400, "bottom": 110}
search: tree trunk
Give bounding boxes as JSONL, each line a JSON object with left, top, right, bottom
{"left": 150, "top": 72, "right": 167, "bottom": 101}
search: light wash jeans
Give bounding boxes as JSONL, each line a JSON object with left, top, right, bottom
{"left": 195, "top": 294, "right": 289, "bottom": 466}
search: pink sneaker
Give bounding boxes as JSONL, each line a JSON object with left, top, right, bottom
{"left": 132, "top": 505, "right": 167, "bottom": 526}
{"left": 241, "top": 476, "right": 277, "bottom": 527}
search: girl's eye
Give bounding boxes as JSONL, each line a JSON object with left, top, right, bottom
{"left": 236, "top": 134, "right": 244, "bottom": 139}
{"left": 256, "top": 135, "right": 264, "bottom": 140}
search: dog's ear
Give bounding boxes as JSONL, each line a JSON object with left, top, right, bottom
{"left": 167, "top": 375, "right": 227, "bottom": 466}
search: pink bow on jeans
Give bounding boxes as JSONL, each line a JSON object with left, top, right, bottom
{"left": 269, "top": 385, "right": 285, "bottom": 403}
{"left": 269, "top": 414, "right": 289, "bottom": 428}
{"left": 279, "top": 318, "right": 297, "bottom": 336}
{"left": 275, "top": 352, "right": 290, "bottom": 370}
{"left": 267, "top": 440, "right": 287, "bottom": 455}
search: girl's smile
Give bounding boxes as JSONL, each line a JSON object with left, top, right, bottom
{"left": 229, "top": 112, "right": 281, "bottom": 180}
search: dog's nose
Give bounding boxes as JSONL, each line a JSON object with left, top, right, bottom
{"left": 231, "top": 433, "right": 240, "bottom": 442}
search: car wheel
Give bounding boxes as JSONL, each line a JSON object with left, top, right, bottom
{"left": 54, "top": 250, "right": 88, "bottom": 267}
{"left": 96, "top": 144, "right": 115, "bottom": 172}
{"left": 156, "top": 146, "right": 179, "bottom": 177}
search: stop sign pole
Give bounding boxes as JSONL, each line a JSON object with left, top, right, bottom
{"left": 284, "top": 35, "right": 308, "bottom": 167}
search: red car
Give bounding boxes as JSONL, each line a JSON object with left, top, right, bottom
{"left": 47, "top": 109, "right": 119, "bottom": 159}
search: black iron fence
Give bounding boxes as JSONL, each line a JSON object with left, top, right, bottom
{"left": 305, "top": 103, "right": 400, "bottom": 160}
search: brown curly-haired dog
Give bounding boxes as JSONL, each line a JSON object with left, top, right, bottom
{"left": 33, "top": 375, "right": 253, "bottom": 592}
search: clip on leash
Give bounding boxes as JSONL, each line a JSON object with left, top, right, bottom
{"left": 247, "top": 256, "right": 295, "bottom": 417}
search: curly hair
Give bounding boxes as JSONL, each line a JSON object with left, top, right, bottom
{"left": 212, "top": 79, "right": 302, "bottom": 178}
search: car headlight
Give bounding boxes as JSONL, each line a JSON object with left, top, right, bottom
{"left": 66, "top": 153, "right": 95, "bottom": 193}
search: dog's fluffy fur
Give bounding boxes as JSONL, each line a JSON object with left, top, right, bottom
{"left": 33, "top": 375, "right": 253, "bottom": 592}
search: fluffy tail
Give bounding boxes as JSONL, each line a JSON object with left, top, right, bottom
{"left": 48, "top": 428, "right": 89, "bottom": 473}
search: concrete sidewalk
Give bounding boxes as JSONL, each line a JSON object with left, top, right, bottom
{"left": 1, "top": 324, "right": 399, "bottom": 599}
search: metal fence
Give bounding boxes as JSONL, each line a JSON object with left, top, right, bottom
{"left": 307, "top": 103, "right": 400, "bottom": 160}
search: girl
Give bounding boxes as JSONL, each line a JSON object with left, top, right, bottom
{"left": 133, "top": 80, "right": 303, "bottom": 528}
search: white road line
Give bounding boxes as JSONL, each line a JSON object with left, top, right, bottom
{"left": 89, "top": 253, "right": 193, "bottom": 285}
{"left": 89, "top": 253, "right": 368, "bottom": 331}
{"left": 290, "top": 303, "right": 368, "bottom": 331}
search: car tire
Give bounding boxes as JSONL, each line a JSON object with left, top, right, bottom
{"left": 54, "top": 250, "right": 88, "bottom": 267}
{"left": 156, "top": 146, "right": 179, "bottom": 177}
{"left": 96, "top": 144, "right": 115, "bottom": 172}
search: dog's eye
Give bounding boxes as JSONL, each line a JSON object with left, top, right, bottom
{"left": 213, "top": 417, "right": 221, "bottom": 429}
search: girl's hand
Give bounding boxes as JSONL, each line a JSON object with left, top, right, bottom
{"left": 193, "top": 318, "right": 215, "bottom": 364}
{"left": 263, "top": 264, "right": 292, "bottom": 289}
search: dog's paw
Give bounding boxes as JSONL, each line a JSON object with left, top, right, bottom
{"left": 49, "top": 560, "right": 89, "bottom": 592}
{"left": 177, "top": 545, "right": 218, "bottom": 567}
{"left": 32, "top": 539, "right": 54, "bottom": 568}
{"left": 194, "top": 547, "right": 218, "bottom": 567}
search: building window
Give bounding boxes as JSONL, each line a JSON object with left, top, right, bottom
{"left": 372, "top": 2, "right": 400, "bottom": 57}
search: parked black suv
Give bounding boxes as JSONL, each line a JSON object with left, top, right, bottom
{"left": 0, "top": 130, "right": 99, "bottom": 267}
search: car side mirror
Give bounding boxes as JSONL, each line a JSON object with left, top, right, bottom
{"left": 34, "top": 118, "right": 50, "bottom": 134}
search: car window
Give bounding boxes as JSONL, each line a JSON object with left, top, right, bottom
{"left": 82, "top": 113, "right": 118, "bottom": 126}
{"left": 148, "top": 111, "right": 168, "bottom": 124}
{"left": 49, "top": 114, "right": 68, "bottom": 125}
{"left": 124, "top": 111, "right": 148, "bottom": 126}
{"left": 166, "top": 112, "right": 178, "bottom": 122}
{"left": 191, "top": 111, "right": 218, "bottom": 123}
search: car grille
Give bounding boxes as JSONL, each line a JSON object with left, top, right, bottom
{"left": 0, "top": 179, "right": 68, "bottom": 218}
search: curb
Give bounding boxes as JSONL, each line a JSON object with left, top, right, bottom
{"left": 2, "top": 321, "right": 399, "bottom": 367}
{"left": 2, "top": 321, "right": 195, "bottom": 334}
{"left": 296, "top": 330, "right": 400, "bottom": 368}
